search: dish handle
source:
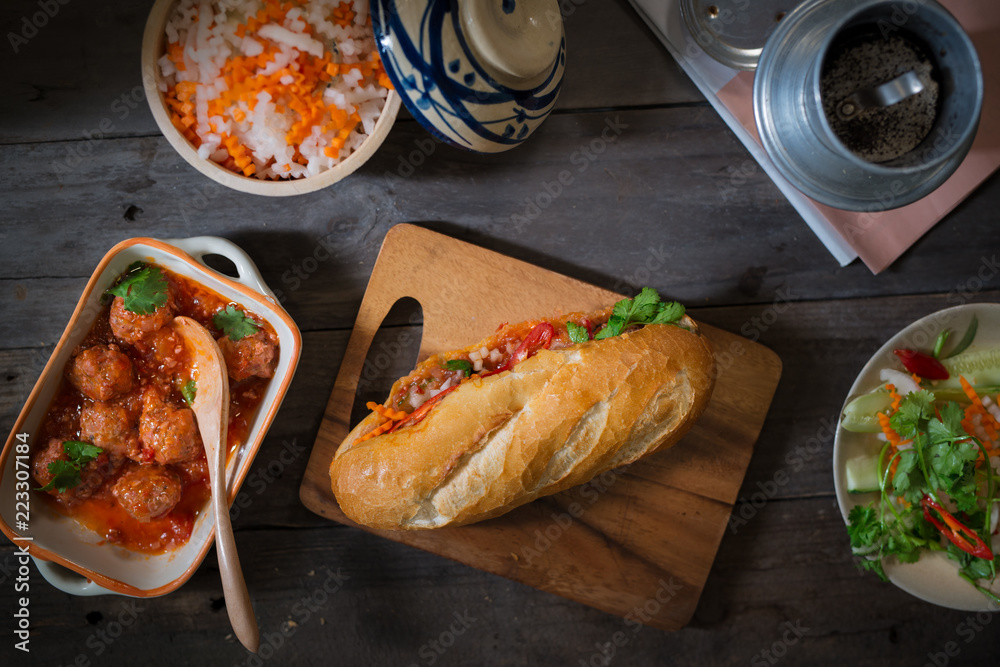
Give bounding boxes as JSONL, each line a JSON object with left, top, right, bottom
{"left": 161, "top": 236, "right": 276, "bottom": 300}
{"left": 32, "top": 557, "right": 118, "bottom": 597}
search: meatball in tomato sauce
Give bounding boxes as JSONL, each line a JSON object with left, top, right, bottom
{"left": 144, "top": 326, "right": 189, "bottom": 375}
{"left": 67, "top": 344, "right": 135, "bottom": 401}
{"left": 112, "top": 463, "right": 183, "bottom": 522}
{"left": 32, "top": 438, "right": 124, "bottom": 503}
{"left": 217, "top": 330, "right": 279, "bottom": 382}
{"left": 110, "top": 294, "right": 175, "bottom": 345}
{"left": 79, "top": 400, "right": 141, "bottom": 460}
{"left": 138, "top": 385, "right": 203, "bottom": 465}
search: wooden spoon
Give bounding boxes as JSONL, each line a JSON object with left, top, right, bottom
{"left": 172, "top": 316, "right": 260, "bottom": 653}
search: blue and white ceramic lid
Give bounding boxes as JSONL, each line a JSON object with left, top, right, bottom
{"left": 372, "top": 0, "right": 565, "bottom": 153}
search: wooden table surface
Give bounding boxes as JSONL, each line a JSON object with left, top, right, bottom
{"left": 2, "top": 1, "right": 1000, "bottom": 665}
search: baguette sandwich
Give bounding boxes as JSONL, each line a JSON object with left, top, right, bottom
{"left": 329, "top": 288, "right": 716, "bottom": 530}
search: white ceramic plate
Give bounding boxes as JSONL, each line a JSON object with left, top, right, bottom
{"left": 833, "top": 303, "right": 1000, "bottom": 611}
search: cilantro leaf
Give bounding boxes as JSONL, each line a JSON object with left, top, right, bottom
{"left": 36, "top": 441, "right": 103, "bottom": 493}
{"left": 594, "top": 316, "right": 624, "bottom": 341}
{"left": 593, "top": 288, "right": 687, "bottom": 340}
{"left": 611, "top": 295, "right": 633, "bottom": 320}
{"left": 566, "top": 321, "right": 590, "bottom": 344}
{"left": 888, "top": 533, "right": 923, "bottom": 564}
{"left": 106, "top": 264, "right": 169, "bottom": 315}
{"left": 929, "top": 402, "right": 965, "bottom": 442}
{"left": 949, "top": 542, "right": 996, "bottom": 582}
{"left": 927, "top": 437, "right": 978, "bottom": 481}
{"left": 889, "top": 391, "right": 935, "bottom": 441}
{"left": 857, "top": 556, "right": 889, "bottom": 581}
{"left": 37, "top": 461, "right": 82, "bottom": 494}
{"left": 847, "top": 505, "right": 888, "bottom": 581}
{"left": 651, "top": 301, "right": 686, "bottom": 325}
{"left": 63, "top": 440, "right": 103, "bottom": 464}
{"left": 213, "top": 305, "right": 260, "bottom": 342}
{"left": 852, "top": 383, "right": 1000, "bottom": 601}
{"left": 847, "top": 505, "right": 883, "bottom": 549}
{"left": 444, "top": 359, "right": 472, "bottom": 377}
{"left": 182, "top": 380, "right": 197, "bottom": 406}
{"left": 889, "top": 449, "right": 921, "bottom": 500}
{"left": 629, "top": 287, "right": 662, "bottom": 322}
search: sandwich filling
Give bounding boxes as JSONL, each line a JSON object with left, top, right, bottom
{"left": 356, "top": 288, "right": 689, "bottom": 442}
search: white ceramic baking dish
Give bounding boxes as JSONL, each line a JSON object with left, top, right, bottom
{"left": 0, "top": 237, "right": 301, "bottom": 596}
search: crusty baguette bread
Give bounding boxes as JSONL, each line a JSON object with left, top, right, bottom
{"left": 330, "top": 314, "right": 715, "bottom": 530}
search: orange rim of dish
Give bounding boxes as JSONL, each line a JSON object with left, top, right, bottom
{"left": 0, "top": 237, "right": 302, "bottom": 597}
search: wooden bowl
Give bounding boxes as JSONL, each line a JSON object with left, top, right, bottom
{"left": 0, "top": 237, "right": 301, "bottom": 596}
{"left": 140, "top": 0, "right": 401, "bottom": 196}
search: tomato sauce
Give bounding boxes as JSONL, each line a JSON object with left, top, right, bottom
{"left": 34, "top": 264, "right": 278, "bottom": 554}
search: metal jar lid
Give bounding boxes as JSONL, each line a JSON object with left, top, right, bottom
{"left": 679, "top": 0, "right": 798, "bottom": 71}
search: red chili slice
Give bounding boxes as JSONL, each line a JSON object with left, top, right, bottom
{"left": 502, "top": 322, "right": 555, "bottom": 371}
{"left": 921, "top": 496, "right": 994, "bottom": 560}
{"left": 893, "top": 349, "right": 950, "bottom": 380}
{"left": 389, "top": 323, "right": 557, "bottom": 432}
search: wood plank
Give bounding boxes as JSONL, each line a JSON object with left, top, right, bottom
{"left": 301, "top": 224, "right": 781, "bottom": 631}
{"left": 559, "top": 0, "right": 702, "bottom": 110}
{"left": 2, "top": 496, "right": 997, "bottom": 666}
{"left": 0, "top": 1, "right": 157, "bottom": 145}
{"left": 0, "top": 0, "right": 702, "bottom": 146}
{"left": 2, "top": 107, "right": 999, "bottom": 315}
{"left": 5, "top": 0, "right": 999, "bottom": 662}
{"left": 0, "top": 278, "right": 91, "bottom": 349}
{"left": 0, "top": 346, "right": 53, "bottom": 430}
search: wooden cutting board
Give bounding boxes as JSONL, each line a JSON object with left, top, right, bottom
{"left": 300, "top": 224, "right": 782, "bottom": 630}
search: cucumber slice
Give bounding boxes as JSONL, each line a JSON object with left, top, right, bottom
{"left": 841, "top": 391, "right": 893, "bottom": 433}
{"left": 937, "top": 349, "right": 1000, "bottom": 389}
{"left": 930, "top": 385, "right": 1000, "bottom": 402}
{"left": 846, "top": 453, "right": 882, "bottom": 494}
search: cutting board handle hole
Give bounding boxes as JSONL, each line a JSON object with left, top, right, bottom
{"left": 348, "top": 296, "right": 424, "bottom": 428}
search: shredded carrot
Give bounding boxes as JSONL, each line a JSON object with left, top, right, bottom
{"left": 878, "top": 411, "right": 902, "bottom": 447}
{"left": 160, "top": 0, "right": 392, "bottom": 179}
{"left": 960, "top": 375, "right": 1000, "bottom": 431}
{"left": 889, "top": 455, "right": 900, "bottom": 481}
{"left": 878, "top": 409, "right": 909, "bottom": 481}
{"left": 355, "top": 402, "right": 409, "bottom": 443}
{"left": 168, "top": 42, "right": 187, "bottom": 71}
{"left": 331, "top": 1, "right": 356, "bottom": 27}
{"left": 960, "top": 375, "right": 980, "bottom": 404}
{"left": 886, "top": 383, "right": 903, "bottom": 411}
{"left": 355, "top": 422, "right": 391, "bottom": 444}
{"left": 367, "top": 401, "right": 407, "bottom": 422}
